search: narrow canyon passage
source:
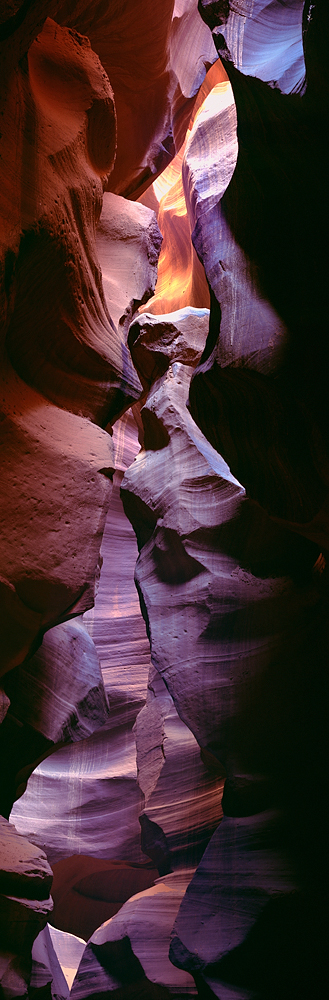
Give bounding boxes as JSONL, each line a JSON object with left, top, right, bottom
{"left": 1, "top": 2, "right": 329, "bottom": 999}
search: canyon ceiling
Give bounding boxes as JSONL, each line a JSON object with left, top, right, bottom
{"left": 0, "top": 1, "right": 328, "bottom": 998}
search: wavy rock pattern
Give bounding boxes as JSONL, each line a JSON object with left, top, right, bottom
{"left": 200, "top": 0, "right": 305, "bottom": 93}
{"left": 139, "top": 148, "right": 210, "bottom": 316}
{"left": 1, "top": 1, "right": 329, "bottom": 997}
{"left": 10, "top": 452, "right": 150, "bottom": 865}
{"left": 11, "top": 724, "right": 144, "bottom": 866}
{"left": 2, "top": 17, "right": 142, "bottom": 426}
{"left": 1, "top": 7, "right": 163, "bottom": 683}
{"left": 170, "top": 0, "right": 217, "bottom": 100}
{"left": 4, "top": 619, "right": 109, "bottom": 745}
{"left": 67, "top": 0, "right": 177, "bottom": 198}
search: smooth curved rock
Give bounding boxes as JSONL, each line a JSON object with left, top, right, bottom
{"left": 71, "top": 872, "right": 197, "bottom": 999}
{"left": 4, "top": 619, "right": 109, "bottom": 744}
{"left": 170, "top": 806, "right": 329, "bottom": 998}
{"left": 48, "top": 925, "right": 86, "bottom": 992}
{"left": 0, "top": 816, "right": 52, "bottom": 901}
{"left": 10, "top": 418, "right": 150, "bottom": 866}
{"left": 122, "top": 348, "right": 329, "bottom": 996}
{"left": 72, "top": 0, "right": 177, "bottom": 198}
{"left": 123, "top": 360, "right": 321, "bottom": 766}
{"left": 31, "top": 924, "right": 70, "bottom": 1000}
{"left": 1, "top": 3, "right": 328, "bottom": 996}
{"left": 139, "top": 59, "right": 232, "bottom": 317}
{"left": 128, "top": 306, "right": 210, "bottom": 390}
{"left": 10, "top": 704, "right": 145, "bottom": 867}
{"left": 0, "top": 356, "right": 113, "bottom": 677}
{"left": 97, "top": 193, "right": 162, "bottom": 341}
{"left": 49, "top": 855, "right": 157, "bottom": 943}
{"left": 170, "top": 0, "right": 218, "bottom": 100}
{"left": 2, "top": 17, "right": 143, "bottom": 426}
{"left": 136, "top": 666, "right": 223, "bottom": 873}
{"left": 199, "top": 0, "right": 305, "bottom": 94}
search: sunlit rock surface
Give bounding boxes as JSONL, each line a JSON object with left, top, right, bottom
{"left": 97, "top": 193, "right": 162, "bottom": 340}
{"left": 187, "top": 10, "right": 329, "bottom": 541}
{"left": 10, "top": 723, "right": 145, "bottom": 865}
{"left": 48, "top": 925, "right": 86, "bottom": 992}
{"left": 199, "top": 0, "right": 305, "bottom": 93}
{"left": 139, "top": 60, "right": 233, "bottom": 317}
{"left": 170, "top": 0, "right": 217, "bottom": 100}
{"left": 71, "top": 872, "right": 197, "bottom": 999}
{"left": 30, "top": 924, "right": 70, "bottom": 1000}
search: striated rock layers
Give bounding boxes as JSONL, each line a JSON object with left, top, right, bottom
{"left": 11, "top": 409, "right": 224, "bottom": 947}
{"left": 10, "top": 434, "right": 151, "bottom": 867}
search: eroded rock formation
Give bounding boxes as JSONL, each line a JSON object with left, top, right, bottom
{"left": 0, "top": 815, "right": 53, "bottom": 968}
{"left": 71, "top": 872, "right": 197, "bottom": 999}
{"left": 1, "top": 1, "right": 329, "bottom": 998}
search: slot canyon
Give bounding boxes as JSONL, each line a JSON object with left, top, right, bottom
{"left": 0, "top": 1, "right": 328, "bottom": 997}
